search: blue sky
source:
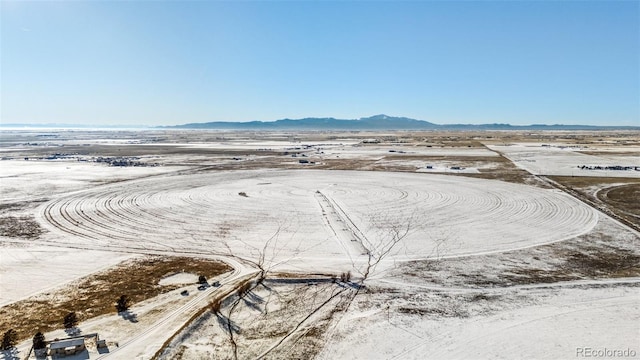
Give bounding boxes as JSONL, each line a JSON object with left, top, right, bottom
{"left": 1, "top": 1, "right": 638, "bottom": 126}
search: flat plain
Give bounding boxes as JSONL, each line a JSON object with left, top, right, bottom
{"left": 0, "top": 129, "right": 638, "bottom": 360}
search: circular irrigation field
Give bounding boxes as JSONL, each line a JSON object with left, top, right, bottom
{"left": 38, "top": 170, "right": 598, "bottom": 262}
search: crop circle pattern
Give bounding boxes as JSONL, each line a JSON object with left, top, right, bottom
{"left": 39, "top": 170, "right": 598, "bottom": 260}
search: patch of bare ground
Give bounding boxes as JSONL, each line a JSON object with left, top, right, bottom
{"left": 313, "top": 154, "right": 539, "bottom": 185}
{"left": 577, "top": 151, "right": 640, "bottom": 156}
{"left": 188, "top": 155, "right": 538, "bottom": 186}
{"left": 158, "top": 280, "right": 352, "bottom": 360}
{"left": 368, "top": 164, "right": 417, "bottom": 172}
{"left": 355, "top": 285, "right": 535, "bottom": 321}
{"left": 469, "top": 154, "right": 547, "bottom": 186}
{"left": 315, "top": 159, "right": 377, "bottom": 170}
{"left": 454, "top": 167, "right": 536, "bottom": 185}
{"left": 598, "top": 183, "right": 640, "bottom": 216}
{"left": 549, "top": 176, "right": 640, "bottom": 188}
{"left": 394, "top": 218, "right": 640, "bottom": 289}
{"left": 417, "top": 155, "right": 540, "bottom": 185}
{"left": 481, "top": 131, "right": 640, "bottom": 145}
{"left": 549, "top": 176, "right": 640, "bottom": 227}
{"left": 0, "top": 215, "right": 44, "bottom": 239}
{"left": 381, "top": 155, "right": 499, "bottom": 162}
{"left": 0, "top": 256, "right": 231, "bottom": 343}
{"left": 184, "top": 158, "right": 291, "bottom": 171}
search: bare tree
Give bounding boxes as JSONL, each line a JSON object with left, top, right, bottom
{"left": 221, "top": 220, "right": 296, "bottom": 281}
{"left": 115, "top": 295, "right": 129, "bottom": 313}
{"left": 198, "top": 275, "right": 207, "bottom": 284}
{"left": 216, "top": 223, "right": 291, "bottom": 360}
{"left": 63, "top": 312, "right": 79, "bottom": 329}
{"left": 1, "top": 329, "right": 17, "bottom": 350}
{"left": 357, "top": 210, "right": 420, "bottom": 280}
{"left": 339, "top": 271, "right": 351, "bottom": 283}
{"left": 208, "top": 210, "right": 424, "bottom": 359}
{"left": 32, "top": 332, "right": 46, "bottom": 350}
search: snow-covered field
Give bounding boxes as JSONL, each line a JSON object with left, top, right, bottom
{"left": 0, "top": 160, "right": 183, "bottom": 203}
{"left": 488, "top": 143, "right": 640, "bottom": 178}
{"left": 37, "top": 170, "right": 597, "bottom": 272}
{"left": 0, "top": 247, "right": 132, "bottom": 306}
{"left": 318, "top": 282, "right": 640, "bottom": 360}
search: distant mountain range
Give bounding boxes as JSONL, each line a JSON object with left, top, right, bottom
{"left": 163, "top": 115, "right": 639, "bottom": 130}
{"left": 2, "top": 115, "right": 638, "bottom": 130}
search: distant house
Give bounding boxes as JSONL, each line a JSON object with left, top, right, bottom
{"left": 49, "top": 337, "right": 85, "bottom": 356}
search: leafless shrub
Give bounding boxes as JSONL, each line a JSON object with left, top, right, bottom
{"left": 339, "top": 271, "right": 351, "bottom": 283}
{"left": 0, "top": 216, "right": 43, "bottom": 239}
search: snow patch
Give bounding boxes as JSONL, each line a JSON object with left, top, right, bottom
{"left": 158, "top": 272, "right": 198, "bottom": 286}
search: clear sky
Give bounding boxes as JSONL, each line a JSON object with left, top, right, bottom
{"left": 1, "top": 1, "right": 638, "bottom": 126}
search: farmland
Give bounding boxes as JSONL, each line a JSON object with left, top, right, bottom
{"left": 0, "top": 130, "right": 638, "bottom": 359}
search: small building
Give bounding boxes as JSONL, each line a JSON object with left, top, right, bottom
{"left": 49, "top": 337, "right": 85, "bottom": 356}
